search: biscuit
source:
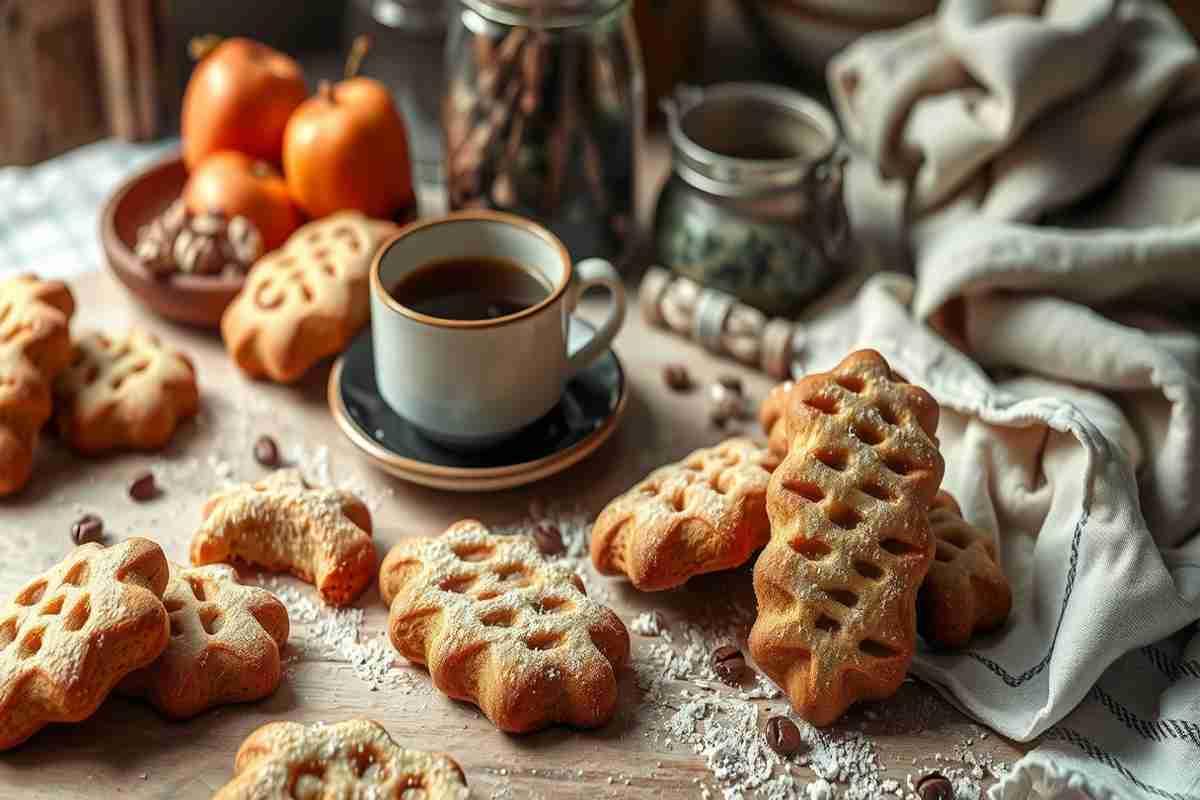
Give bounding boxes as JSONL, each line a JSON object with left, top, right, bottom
{"left": 119, "top": 562, "right": 289, "bottom": 718}
{"left": 380, "top": 520, "right": 630, "bottom": 732}
{"left": 213, "top": 719, "right": 469, "bottom": 800}
{"left": 221, "top": 211, "right": 379, "bottom": 383}
{"left": 190, "top": 468, "right": 375, "bottom": 606}
{"left": 750, "top": 349, "right": 944, "bottom": 726}
{"left": 0, "top": 538, "right": 169, "bottom": 750}
{"left": 0, "top": 275, "right": 75, "bottom": 495}
{"left": 919, "top": 491, "right": 1012, "bottom": 649}
{"left": 590, "top": 438, "right": 780, "bottom": 591}
{"left": 54, "top": 329, "right": 199, "bottom": 454}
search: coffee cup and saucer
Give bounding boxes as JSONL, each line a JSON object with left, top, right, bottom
{"left": 328, "top": 210, "right": 629, "bottom": 491}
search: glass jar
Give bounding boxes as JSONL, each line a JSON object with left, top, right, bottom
{"left": 655, "top": 82, "right": 849, "bottom": 316}
{"left": 443, "top": 0, "right": 644, "bottom": 266}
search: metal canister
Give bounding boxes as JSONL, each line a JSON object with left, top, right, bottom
{"left": 655, "top": 82, "right": 849, "bottom": 315}
{"left": 442, "top": 0, "right": 645, "bottom": 265}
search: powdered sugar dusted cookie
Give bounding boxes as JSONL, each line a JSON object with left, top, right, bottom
{"left": 380, "top": 520, "right": 630, "bottom": 732}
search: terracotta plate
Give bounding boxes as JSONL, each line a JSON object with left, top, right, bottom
{"left": 329, "top": 319, "right": 627, "bottom": 491}
{"left": 100, "top": 153, "right": 244, "bottom": 328}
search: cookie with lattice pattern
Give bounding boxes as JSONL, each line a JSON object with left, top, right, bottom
{"left": 119, "top": 563, "right": 289, "bottom": 718}
{"left": 0, "top": 538, "right": 169, "bottom": 750}
{"left": 919, "top": 491, "right": 1011, "bottom": 649}
{"left": 221, "top": 211, "right": 379, "bottom": 383}
{"left": 380, "top": 520, "right": 630, "bottom": 732}
{"left": 590, "top": 438, "right": 780, "bottom": 591}
{"left": 0, "top": 275, "right": 75, "bottom": 495}
{"left": 191, "top": 469, "right": 375, "bottom": 606}
{"left": 213, "top": 719, "right": 469, "bottom": 800}
{"left": 750, "top": 349, "right": 944, "bottom": 726}
{"left": 54, "top": 328, "right": 199, "bottom": 454}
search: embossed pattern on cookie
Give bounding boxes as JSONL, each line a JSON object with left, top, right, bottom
{"left": 213, "top": 719, "right": 469, "bottom": 800}
{"left": 190, "top": 469, "right": 375, "bottom": 606}
{"left": 591, "top": 438, "right": 780, "bottom": 591}
{"left": 751, "top": 349, "right": 944, "bottom": 726}
{"left": 0, "top": 275, "right": 75, "bottom": 495}
{"left": 920, "top": 491, "right": 1012, "bottom": 649}
{"left": 0, "top": 538, "right": 169, "bottom": 750}
{"left": 221, "top": 212, "right": 378, "bottom": 383}
{"left": 119, "top": 563, "right": 289, "bottom": 718}
{"left": 55, "top": 329, "right": 199, "bottom": 454}
{"left": 380, "top": 520, "right": 630, "bottom": 733}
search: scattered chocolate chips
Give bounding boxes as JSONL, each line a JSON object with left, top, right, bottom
{"left": 254, "top": 435, "right": 281, "bottom": 467}
{"left": 662, "top": 363, "right": 692, "bottom": 392}
{"left": 916, "top": 773, "right": 954, "bottom": 800}
{"left": 70, "top": 514, "right": 104, "bottom": 545}
{"left": 128, "top": 471, "right": 159, "bottom": 502}
{"left": 717, "top": 375, "right": 743, "bottom": 394}
{"left": 711, "top": 644, "right": 746, "bottom": 685}
{"left": 764, "top": 715, "right": 805, "bottom": 756}
{"left": 532, "top": 523, "right": 564, "bottom": 556}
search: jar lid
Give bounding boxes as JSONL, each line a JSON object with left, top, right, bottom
{"left": 665, "top": 83, "right": 839, "bottom": 198}
{"left": 462, "top": 0, "right": 627, "bottom": 27}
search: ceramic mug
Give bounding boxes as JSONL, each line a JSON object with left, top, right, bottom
{"left": 370, "top": 210, "right": 626, "bottom": 449}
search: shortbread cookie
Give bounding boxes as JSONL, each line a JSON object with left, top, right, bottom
{"left": 380, "top": 520, "right": 630, "bottom": 732}
{"left": 0, "top": 275, "right": 75, "bottom": 495}
{"left": 919, "top": 491, "right": 1012, "bottom": 649}
{"left": 213, "top": 719, "right": 469, "bottom": 800}
{"left": 0, "top": 538, "right": 169, "bottom": 750}
{"left": 221, "top": 211, "right": 379, "bottom": 383}
{"left": 591, "top": 438, "right": 780, "bottom": 591}
{"left": 190, "top": 469, "right": 375, "bottom": 606}
{"left": 119, "top": 562, "right": 289, "bottom": 718}
{"left": 750, "top": 350, "right": 944, "bottom": 726}
{"left": 54, "top": 329, "right": 199, "bottom": 454}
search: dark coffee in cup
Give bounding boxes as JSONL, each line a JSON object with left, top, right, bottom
{"left": 388, "top": 256, "right": 550, "bottom": 321}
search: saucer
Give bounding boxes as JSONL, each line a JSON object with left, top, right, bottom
{"left": 328, "top": 317, "right": 627, "bottom": 491}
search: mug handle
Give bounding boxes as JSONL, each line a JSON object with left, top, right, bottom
{"left": 566, "top": 258, "right": 627, "bottom": 376}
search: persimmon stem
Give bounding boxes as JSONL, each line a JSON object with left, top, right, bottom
{"left": 345, "top": 35, "right": 371, "bottom": 80}
{"left": 188, "top": 34, "right": 222, "bottom": 61}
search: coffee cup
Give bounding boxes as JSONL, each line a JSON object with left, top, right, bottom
{"left": 369, "top": 210, "right": 626, "bottom": 449}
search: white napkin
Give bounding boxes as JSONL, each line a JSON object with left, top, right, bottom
{"left": 815, "top": 1, "right": 1200, "bottom": 797}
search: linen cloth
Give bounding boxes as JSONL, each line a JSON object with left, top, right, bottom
{"left": 816, "top": 1, "right": 1200, "bottom": 797}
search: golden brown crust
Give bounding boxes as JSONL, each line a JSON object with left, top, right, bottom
{"left": 590, "top": 438, "right": 779, "bottom": 591}
{"left": 750, "top": 349, "right": 944, "bottom": 726}
{"left": 0, "top": 275, "right": 75, "bottom": 495}
{"left": 221, "top": 212, "right": 378, "bottom": 383}
{"left": 190, "top": 469, "right": 375, "bottom": 606}
{"left": 119, "top": 562, "right": 289, "bottom": 718}
{"left": 919, "top": 491, "right": 1012, "bottom": 649}
{"left": 213, "top": 719, "right": 469, "bottom": 800}
{"left": 0, "top": 538, "right": 169, "bottom": 750}
{"left": 381, "top": 520, "right": 630, "bottom": 733}
{"left": 760, "top": 380, "right": 795, "bottom": 457}
{"left": 54, "top": 329, "right": 199, "bottom": 454}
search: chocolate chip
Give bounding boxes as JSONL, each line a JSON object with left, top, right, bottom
{"left": 128, "top": 471, "right": 159, "bottom": 502}
{"left": 916, "top": 773, "right": 954, "bottom": 800}
{"left": 70, "top": 514, "right": 104, "bottom": 545}
{"left": 662, "top": 363, "right": 692, "bottom": 392}
{"left": 711, "top": 644, "right": 746, "bottom": 685}
{"left": 532, "top": 523, "right": 564, "bottom": 556}
{"left": 254, "top": 435, "right": 281, "bottom": 467}
{"left": 717, "top": 375, "right": 743, "bottom": 394}
{"left": 764, "top": 715, "right": 804, "bottom": 756}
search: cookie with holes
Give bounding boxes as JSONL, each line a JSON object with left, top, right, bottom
{"left": 0, "top": 274, "right": 75, "bottom": 495}
{"left": 919, "top": 491, "right": 1011, "bottom": 649}
{"left": 0, "top": 538, "right": 169, "bottom": 750}
{"left": 221, "top": 211, "right": 379, "bottom": 383}
{"left": 119, "top": 563, "right": 289, "bottom": 718}
{"left": 191, "top": 468, "right": 375, "bottom": 606}
{"left": 213, "top": 719, "right": 469, "bottom": 800}
{"left": 54, "top": 329, "right": 199, "bottom": 454}
{"left": 380, "top": 520, "right": 630, "bottom": 733}
{"left": 590, "top": 438, "right": 780, "bottom": 591}
{"left": 750, "top": 349, "right": 944, "bottom": 726}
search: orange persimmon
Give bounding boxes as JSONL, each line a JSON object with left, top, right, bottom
{"left": 183, "top": 152, "right": 302, "bottom": 252}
